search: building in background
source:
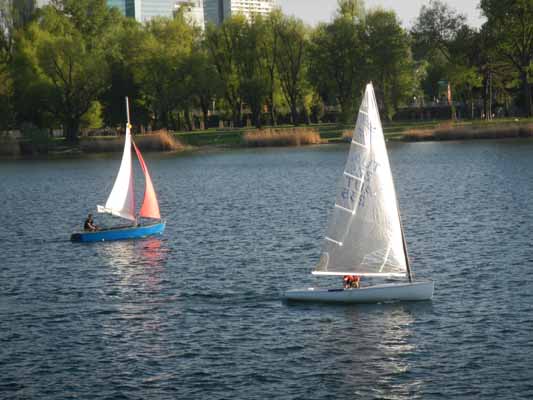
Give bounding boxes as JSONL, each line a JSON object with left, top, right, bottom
{"left": 204, "top": 0, "right": 275, "bottom": 25}
{"left": 139, "top": 0, "right": 174, "bottom": 21}
{"left": 203, "top": 0, "right": 220, "bottom": 25}
{"left": 107, "top": 0, "right": 141, "bottom": 20}
{"left": 174, "top": 0, "right": 204, "bottom": 28}
{"left": 106, "top": 0, "right": 175, "bottom": 22}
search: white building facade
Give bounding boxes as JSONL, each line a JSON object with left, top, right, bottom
{"left": 204, "top": 0, "right": 276, "bottom": 25}
{"left": 175, "top": 0, "right": 205, "bottom": 28}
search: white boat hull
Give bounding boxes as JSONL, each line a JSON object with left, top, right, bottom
{"left": 284, "top": 281, "right": 434, "bottom": 304}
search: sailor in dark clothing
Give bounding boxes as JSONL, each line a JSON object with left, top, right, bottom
{"left": 84, "top": 214, "right": 97, "bottom": 231}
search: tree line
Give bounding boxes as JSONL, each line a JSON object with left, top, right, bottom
{"left": 0, "top": 0, "right": 532, "bottom": 143}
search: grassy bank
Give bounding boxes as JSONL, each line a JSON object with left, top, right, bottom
{"left": 400, "top": 120, "right": 533, "bottom": 142}
{"left": 4, "top": 119, "right": 533, "bottom": 159}
{"left": 0, "top": 130, "right": 184, "bottom": 158}
{"left": 174, "top": 123, "right": 350, "bottom": 147}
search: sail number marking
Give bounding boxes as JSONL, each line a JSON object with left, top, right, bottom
{"left": 358, "top": 159, "right": 379, "bottom": 208}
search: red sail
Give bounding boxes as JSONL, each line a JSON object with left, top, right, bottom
{"left": 132, "top": 141, "right": 161, "bottom": 220}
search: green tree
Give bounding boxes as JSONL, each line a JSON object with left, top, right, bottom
{"left": 0, "top": 0, "right": 37, "bottom": 60}
{"left": 101, "top": 18, "right": 146, "bottom": 127}
{"left": 274, "top": 15, "right": 308, "bottom": 125}
{"left": 205, "top": 16, "right": 247, "bottom": 126}
{"left": 480, "top": 0, "right": 533, "bottom": 116}
{"left": 365, "top": 9, "right": 414, "bottom": 120}
{"left": 261, "top": 10, "right": 283, "bottom": 125}
{"left": 0, "top": 61, "right": 15, "bottom": 130}
{"left": 131, "top": 12, "right": 197, "bottom": 130}
{"left": 238, "top": 16, "right": 271, "bottom": 128}
{"left": 411, "top": 0, "right": 474, "bottom": 118}
{"left": 337, "top": 0, "right": 365, "bottom": 21}
{"left": 308, "top": 6, "right": 367, "bottom": 123}
{"left": 80, "top": 100, "right": 103, "bottom": 129}
{"left": 13, "top": 1, "right": 120, "bottom": 142}
{"left": 182, "top": 42, "right": 221, "bottom": 130}
{"left": 411, "top": 0, "right": 467, "bottom": 62}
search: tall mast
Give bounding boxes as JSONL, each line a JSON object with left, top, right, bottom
{"left": 125, "top": 97, "right": 131, "bottom": 126}
{"left": 398, "top": 208, "right": 413, "bottom": 283}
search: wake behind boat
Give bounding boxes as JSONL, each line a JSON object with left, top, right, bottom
{"left": 285, "top": 83, "right": 434, "bottom": 303}
{"left": 71, "top": 98, "right": 165, "bottom": 242}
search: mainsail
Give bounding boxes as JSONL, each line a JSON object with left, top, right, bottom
{"left": 97, "top": 126, "right": 136, "bottom": 221}
{"left": 98, "top": 124, "right": 135, "bottom": 221}
{"left": 313, "top": 83, "right": 407, "bottom": 277}
{"left": 133, "top": 141, "right": 161, "bottom": 220}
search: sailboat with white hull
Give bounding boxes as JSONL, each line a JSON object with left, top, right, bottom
{"left": 71, "top": 98, "right": 165, "bottom": 242}
{"left": 285, "top": 83, "right": 434, "bottom": 303}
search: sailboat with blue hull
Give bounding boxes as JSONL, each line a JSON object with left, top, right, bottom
{"left": 285, "top": 83, "right": 433, "bottom": 303}
{"left": 71, "top": 98, "right": 165, "bottom": 242}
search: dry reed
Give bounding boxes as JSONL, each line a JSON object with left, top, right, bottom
{"left": 403, "top": 122, "right": 533, "bottom": 142}
{"left": 81, "top": 129, "right": 183, "bottom": 153}
{"left": 342, "top": 130, "right": 354, "bottom": 141}
{"left": 243, "top": 127, "right": 322, "bottom": 147}
{"left": 0, "top": 136, "right": 20, "bottom": 157}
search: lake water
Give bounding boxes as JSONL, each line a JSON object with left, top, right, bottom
{"left": 1, "top": 141, "right": 532, "bottom": 399}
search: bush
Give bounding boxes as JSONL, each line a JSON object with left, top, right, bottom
{"left": 402, "top": 122, "right": 533, "bottom": 141}
{"left": 81, "top": 129, "right": 183, "bottom": 153}
{"left": 0, "top": 135, "right": 20, "bottom": 157}
{"left": 243, "top": 127, "right": 322, "bottom": 147}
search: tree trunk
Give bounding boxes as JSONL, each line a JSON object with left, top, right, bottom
{"left": 200, "top": 98, "right": 210, "bottom": 130}
{"left": 482, "top": 74, "right": 489, "bottom": 119}
{"left": 64, "top": 118, "right": 79, "bottom": 143}
{"left": 184, "top": 107, "right": 193, "bottom": 131}
{"left": 339, "top": 98, "right": 352, "bottom": 124}
{"left": 233, "top": 102, "right": 242, "bottom": 128}
{"left": 290, "top": 100, "right": 299, "bottom": 126}
{"left": 522, "top": 70, "right": 532, "bottom": 117}
{"left": 269, "top": 99, "right": 277, "bottom": 126}
{"left": 253, "top": 105, "right": 262, "bottom": 129}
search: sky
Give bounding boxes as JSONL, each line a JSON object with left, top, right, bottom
{"left": 277, "top": 0, "right": 485, "bottom": 28}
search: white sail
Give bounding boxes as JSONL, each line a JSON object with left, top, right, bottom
{"left": 313, "top": 83, "right": 407, "bottom": 277}
{"left": 97, "top": 126, "right": 136, "bottom": 221}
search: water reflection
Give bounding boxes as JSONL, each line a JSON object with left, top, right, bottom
{"left": 304, "top": 302, "right": 432, "bottom": 399}
{"left": 97, "top": 237, "right": 169, "bottom": 289}
{"left": 96, "top": 238, "right": 170, "bottom": 341}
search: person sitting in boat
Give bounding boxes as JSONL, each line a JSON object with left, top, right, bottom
{"left": 84, "top": 214, "right": 98, "bottom": 231}
{"left": 343, "top": 275, "right": 361, "bottom": 289}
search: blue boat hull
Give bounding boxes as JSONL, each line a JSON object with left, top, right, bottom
{"left": 71, "top": 221, "right": 165, "bottom": 242}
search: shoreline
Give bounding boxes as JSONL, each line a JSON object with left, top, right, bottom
{"left": 3, "top": 120, "right": 533, "bottom": 160}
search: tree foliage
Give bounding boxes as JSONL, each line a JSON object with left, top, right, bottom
{"left": 365, "top": 9, "right": 414, "bottom": 120}
{"left": 13, "top": 2, "right": 114, "bottom": 142}
{"left": 2, "top": 0, "right": 532, "bottom": 142}
{"left": 274, "top": 15, "right": 308, "bottom": 125}
{"left": 480, "top": 0, "right": 533, "bottom": 116}
{"left": 308, "top": 14, "right": 367, "bottom": 123}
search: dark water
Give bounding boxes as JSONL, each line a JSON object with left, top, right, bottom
{"left": 1, "top": 141, "right": 532, "bottom": 399}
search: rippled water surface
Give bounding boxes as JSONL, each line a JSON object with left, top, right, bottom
{"left": 1, "top": 141, "right": 532, "bottom": 399}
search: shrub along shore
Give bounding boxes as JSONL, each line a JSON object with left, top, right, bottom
{"left": 2, "top": 120, "right": 533, "bottom": 158}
